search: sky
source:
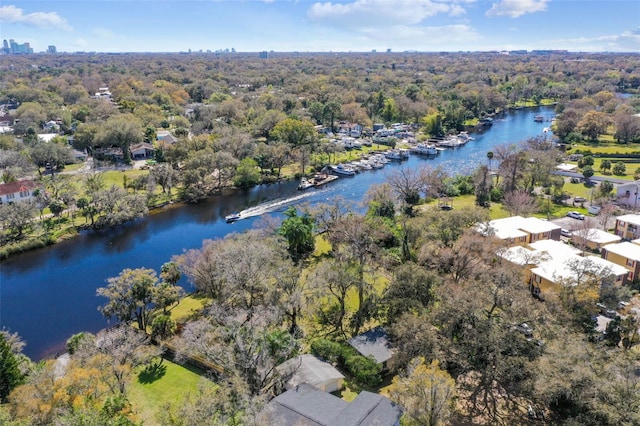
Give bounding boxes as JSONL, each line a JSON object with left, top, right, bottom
{"left": 0, "top": 0, "right": 639, "bottom": 53}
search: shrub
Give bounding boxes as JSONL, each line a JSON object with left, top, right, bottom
{"left": 345, "top": 355, "right": 383, "bottom": 387}
{"left": 311, "top": 339, "right": 345, "bottom": 365}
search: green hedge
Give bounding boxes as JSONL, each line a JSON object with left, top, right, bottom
{"left": 310, "top": 339, "right": 382, "bottom": 387}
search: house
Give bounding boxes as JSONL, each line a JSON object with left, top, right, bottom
{"left": 570, "top": 228, "right": 622, "bottom": 251}
{"left": 38, "top": 133, "right": 60, "bottom": 143}
{"left": 348, "top": 326, "right": 395, "bottom": 369}
{"left": 601, "top": 242, "right": 640, "bottom": 283}
{"left": 478, "top": 216, "right": 561, "bottom": 246}
{"left": 529, "top": 251, "right": 629, "bottom": 294}
{"left": 616, "top": 181, "right": 640, "bottom": 208}
{"left": 156, "top": 130, "right": 178, "bottom": 145}
{"left": 614, "top": 214, "right": 640, "bottom": 240}
{"left": 0, "top": 180, "right": 41, "bottom": 204}
{"left": 263, "top": 383, "right": 401, "bottom": 426}
{"left": 336, "top": 121, "right": 363, "bottom": 137}
{"left": 276, "top": 354, "right": 345, "bottom": 393}
{"left": 129, "top": 142, "right": 155, "bottom": 160}
{"left": 0, "top": 114, "right": 15, "bottom": 126}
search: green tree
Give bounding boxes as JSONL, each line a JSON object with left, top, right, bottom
{"left": 0, "top": 332, "right": 24, "bottom": 402}
{"left": 96, "top": 114, "right": 143, "bottom": 163}
{"left": 612, "top": 161, "right": 626, "bottom": 176}
{"left": 600, "top": 159, "right": 611, "bottom": 173}
{"left": 233, "top": 157, "right": 261, "bottom": 187}
{"left": 278, "top": 206, "right": 315, "bottom": 264}
{"left": 97, "top": 268, "right": 160, "bottom": 330}
{"left": 582, "top": 165, "right": 595, "bottom": 181}
{"left": 599, "top": 180, "right": 614, "bottom": 197}
{"left": 388, "top": 358, "right": 455, "bottom": 426}
{"left": 151, "top": 315, "right": 176, "bottom": 340}
{"left": 577, "top": 110, "right": 611, "bottom": 141}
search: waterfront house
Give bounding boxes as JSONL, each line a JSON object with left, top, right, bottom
{"left": 601, "top": 241, "right": 640, "bottom": 283}
{"left": 263, "top": 382, "right": 401, "bottom": 426}
{"left": 478, "top": 216, "right": 561, "bottom": 246}
{"left": 614, "top": 214, "right": 640, "bottom": 240}
{"left": 0, "top": 179, "right": 41, "bottom": 204}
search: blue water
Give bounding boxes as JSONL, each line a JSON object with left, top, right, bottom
{"left": 0, "top": 106, "right": 554, "bottom": 360}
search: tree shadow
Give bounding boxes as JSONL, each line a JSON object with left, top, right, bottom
{"left": 137, "top": 364, "right": 167, "bottom": 384}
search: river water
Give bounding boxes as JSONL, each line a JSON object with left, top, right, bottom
{"left": 0, "top": 106, "right": 554, "bottom": 360}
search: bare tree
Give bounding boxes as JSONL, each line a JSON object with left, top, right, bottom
{"left": 502, "top": 189, "right": 539, "bottom": 217}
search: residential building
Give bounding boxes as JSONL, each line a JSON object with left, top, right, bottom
{"left": 570, "top": 228, "right": 622, "bottom": 251}
{"left": 263, "top": 382, "right": 401, "bottom": 426}
{"left": 156, "top": 130, "right": 178, "bottom": 145}
{"left": 478, "top": 216, "right": 561, "bottom": 246}
{"left": 529, "top": 251, "right": 628, "bottom": 293}
{"left": 348, "top": 326, "right": 395, "bottom": 369}
{"left": 130, "top": 142, "right": 155, "bottom": 159}
{"left": 616, "top": 181, "right": 640, "bottom": 209}
{"left": 276, "top": 354, "right": 344, "bottom": 393}
{"left": 614, "top": 214, "right": 640, "bottom": 240}
{"left": 601, "top": 242, "right": 640, "bottom": 283}
{"left": 0, "top": 180, "right": 41, "bottom": 204}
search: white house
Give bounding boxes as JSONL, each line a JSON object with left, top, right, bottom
{"left": 0, "top": 180, "right": 41, "bottom": 204}
{"left": 616, "top": 180, "right": 640, "bottom": 209}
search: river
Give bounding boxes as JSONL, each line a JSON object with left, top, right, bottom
{"left": 0, "top": 106, "right": 554, "bottom": 360}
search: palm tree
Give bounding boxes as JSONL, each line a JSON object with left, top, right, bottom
{"left": 487, "top": 151, "right": 494, "bottom": 171}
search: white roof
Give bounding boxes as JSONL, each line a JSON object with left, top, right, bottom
{"left": 497, "top": 246, "right": 548, "bottom": 265}
{"left": 484, "top": 216, "right": 560, "bottom": 240}
{"left": 277, "top": 354, "right": 344, "bottom": 390}
{"left": 617, "top": 214, "right": 640, "bottom": 226}
{"left": 571, "top": 228, "right": 622, "bottom": 245}
{"left": 632, "top": 239, "right": 640, "bottom": 246}
{"left": 38, "top": 133, "right": 59, "bottom": 142}
{"left": 531, "top": 253, "right": 629, "bottom": 286}
{"left": 556, "top": 163, "right": 578, "bottom": 171}
{"left": 528, "top": 239, "right": 582, "bottom": 256}
{"left": 604, "top": 242, "right": 640, "bottom": 262}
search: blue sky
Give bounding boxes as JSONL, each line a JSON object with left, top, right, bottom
{"left": 1, "top": 0, "right": 639, "bottom": 53}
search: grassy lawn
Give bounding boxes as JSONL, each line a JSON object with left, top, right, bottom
{"left": 128, "top": 359, "right": 216, "bottom": 425}
{"left": 168, "top": 294, "right": 211, "bottom": 323}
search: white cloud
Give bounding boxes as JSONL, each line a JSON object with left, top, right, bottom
{"left": 543, "top": 29, "right": 640, "bottom": 52}
{"left": 71, "top": 38, "right": 89, "bottom": 49}
{"left": 486, "top": 0, "right": 548, "bottom": 18}
{"left": 308, "top": 0, "right": 462, "bottom": 27}
{"left": 0, "top": 5, "right": 72, "bottom": 31}
{"left": 93, "top": 27, "right": 115, "bottom": 39}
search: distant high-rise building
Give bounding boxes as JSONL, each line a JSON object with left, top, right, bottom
{"left": 47, "top": 45, "right": 57, "bottom": 54}
{"left": 2, "top": 39, "right": 33, "bottom": 54}
{"left": 259, "top": 51, "right": 269, "bottom": 59}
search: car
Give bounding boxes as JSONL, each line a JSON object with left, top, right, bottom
{"left": 567, "top": 211, "right": 585, "bottom": 220}
{"left": 587, "top": 205, "right": 601, "bottom": 215}
{"left": 561, "top": 229, "right": 572, "bottom": 238}
{"left": 574, "top": 196, "right": 587, "bottom": 203}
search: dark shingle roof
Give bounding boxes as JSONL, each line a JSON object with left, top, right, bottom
{"left": 264, "top": 383, "right": 402, "bottom": 426}
{"left": 348, "top": 326, "right": 394, "bottom": 364}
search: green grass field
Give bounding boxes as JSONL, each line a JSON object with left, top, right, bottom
{"left": 128, "top": 359, "right": 217, "bottom": 425}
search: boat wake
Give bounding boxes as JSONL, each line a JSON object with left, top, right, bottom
{"left": 238, "top": 191, "right": 319, "bottom": 219}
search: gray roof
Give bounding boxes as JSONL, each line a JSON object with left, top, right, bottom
{"left": 277, "top": 354, "right": 344, "bottom": 390}
{"left": 265, "top": 383, "right": 402, "bottom": 426}
{"left": 348, "top": 326, "right": 394, "bottom": 364}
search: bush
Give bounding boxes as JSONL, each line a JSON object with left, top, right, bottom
{"left": 311, "top": 339, "right": 345, "bottom": 365}
{"left": 345, "top": 355, "right": 383, "bottom": 386}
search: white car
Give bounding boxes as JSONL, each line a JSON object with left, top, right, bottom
{"left": 567, "top": 211, "right": 585, "bottom": 220}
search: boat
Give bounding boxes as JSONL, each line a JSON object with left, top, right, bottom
{"left": 225, "top": 212, "right": 241, "bottom": 223}
{"left": 410, "top": 143, "right": 438, "bottom": 156}
{"left": 458, "top": 131, "right": 474, "bottom": 142}
{"left": 329, "top": 164, "right": 356, "bottom": 176}
{"left": 297, "top": 177, "right": 314, "bottom": 190}
{"left": 534, "top": 115, "right": 545, "bottom": 122}
{"left": 385, "top": 149, "right": 409, "bottom": 160}
{"left": 312, "top": 173, "right": 339, "bottom": 187}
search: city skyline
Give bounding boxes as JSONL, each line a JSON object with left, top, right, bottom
{"left": 0, "top": 0, "right": 639, "bottom": 53}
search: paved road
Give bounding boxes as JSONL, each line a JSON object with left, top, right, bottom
{"left": 552, "top": 170, "right": 631, "bottom": 185}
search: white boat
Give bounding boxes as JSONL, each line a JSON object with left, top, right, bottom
{"left": 384, "top": 150, "right": 404, "bottom": 160}
{"left": 410, "top": 143, "right": 438, "bottom": 155}
{"left": 330, "top": 164, "right": 356, "bottom": 176}
{"left": 225, "top": 212, "right": 241, "bottom": 223}
{"left": 458, "top": 131, "right": 474, "bottom": 142}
